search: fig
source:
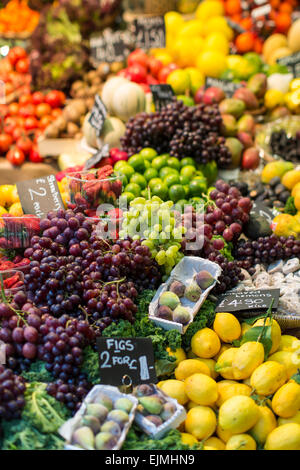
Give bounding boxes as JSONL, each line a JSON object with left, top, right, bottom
{"left": 145, "top": 415, "right": 163, "bottom": 427}
{"left": 194, "top": 270, "right": 215, "bottom": 290}
{"left": 203, "top": 87, "right": 225, "bottom": 105}
{"left": 173, "top": 306, "right": 191, "bottom": 325}
{"left": 160, "top": 402, "right": 177, "bottom": 421}
{"left": 237, "top": 114, "right": 255, "bottom": 135}
{"left": 139, "top": 395, "right": 164, "bottom": 415}
{"left": 221, "top": 114, "right": 237, "bottom": 137}
{"left": 86, "top": 403, "right": 108, "bottom": 422}
{"left": 233, "top": 87, "right": 259, "bottom": 110}
{"left": 225, "top": 137, "right": 243, "bottom": 169}
{"left": 80, "top": 415, "right": 101, "bottom": 434}
{"left": 134, "top": 384, "right": 155, "bottom": 397}
{"left": 169, "top": 280, "right": 185, "bottom": 297}
{"left": 247, "top": 73, "right": 267, "bottom": 98}
{"left": 219, "top": 98, "right": 246, "bottom": 118}
{"left": 95, "top": 432, "right": 118, "bottom": 450}
{"left": 72, "top": 426, "right": 95, "bottom": 450}
{"left": 114, "top": 397, "right": 133, "bottom": 414}
{"left": 107, "top": 409, "right": 129, "bottom": 429}
{"left": 237, "top": 131, "right": 254, "bottom": 149}
{"left": 93, "top": 393, "right": 113, "bottom": 411}
{"left": 159, "top": 291, "right": 180, "bottom": 310}
{"left": 156, "top": 305, "right": 173, "bottom": 321}
{"left": 100, "top": 421, "right": 121, "bottom": 437}
{"left": 184, "top": 281, "right": 202, "bottom": 302}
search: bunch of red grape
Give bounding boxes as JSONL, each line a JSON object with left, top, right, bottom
{"left": 0, "top": 365, "right": 26, "bottom": 421}
{"left": 46, "top": 376, "right": 92, "bottom": 412}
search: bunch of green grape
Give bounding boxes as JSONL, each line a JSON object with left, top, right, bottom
{"left": 119, "top": 196, "right": 186, "bottom": 279}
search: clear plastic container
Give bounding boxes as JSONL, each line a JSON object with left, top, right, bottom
{"left": 0, "top": 215, "right": 40, "bottom": 249}
{"left": 0, "top": 269, "right": 25, "bottom": 295}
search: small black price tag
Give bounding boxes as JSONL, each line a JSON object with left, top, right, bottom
{"left": 132, "top": 16, "right": 166, "bottom": 50}
{"left": 84, "top": 144, "right": 110, "bottom": 170}
{"left": 88, "top": 95, "right": 107, "bottom": 137}
{"left": 90, "top": 30, "right": 132, "bottom": 65}
{"left": 251, "top": 201, "right": 274, "bottom": 225}
{"left": 205, "top": 77, "right": 242, "bottom": 97}
{"left": 96, "top": 337, "right": 157, "bottom": 386}
{"left": 277, "top": 51, "right": 300, "bottom": 78}
{"left": 150, "top": 84, "right": 175, "bottom": 111}
{"left": 226, "top": 18, "right": 246, "bottom": 34}
{"left": 215, "top": 288, "right": 280, "bottom": 314}
{"left": 16, "top": 175, "right": 64, "bottom": 218}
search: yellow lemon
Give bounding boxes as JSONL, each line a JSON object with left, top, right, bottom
{"left": 9, "top": 202, "right": 23, "bottom": 216}
{"left": 164, "top": 11, "right": 184, "bottom": 35}
{"left": 290, "top": 78, "right": 300, "bottom": 91}
{"left": 185, "top": 406, "right": 217, "bottom": 440}
{"left": 261, "top": 160, "right": 294, "bottom": 184}
{"left": 0, "top": 205, "right": 7, "bottom": 216}
{"left": 279, "top": 335, "right": 300, "bottom": 353}
{"left": 166, "top": 347, "right": 186, "bottom": 367}
{"left": 191, "top": 327, "right": 221, "bottom": 359}
{"left": 216, "top": 380, "right": 252, "bottom": 408}
{"left": 215, "top": 347, "right": 238, "bottom": 380}
{"left": 181, "top": 432, "right": 198, "bottom": 447}
{"left": 271, "top": 382, "right": 300, "bottom": 418}
{"left": 216, "top": 424, "right": 233, "bottom": 443}
{"left": 264, "top": 423, "right": 300, "bottom": 450}
{"left": 159, "top": 379, "right": 189, "bottom": 405}
{"left": 0, "top": 185, "right": 16, "bottom": 208}
{"left": 218, "top": 395, "right": 260, "bottom": 434}
{"left": 205, "top": 436, "right": 226, "bottom": 450}
{"left": 250, "top": 361, "right": 287, "bottom": 396}
{"left": 175, "top": 359, "right": 211, "bottom": 381}
{"left": 195, "top": 358, "right": 218, "bottom": 379}
{"left": 213, "top": 343, "right": 231, "bottom": 361}
{"left": 151, "top": 50, "right": 173, "bottom": 65}
{"left": 178, "top": 19, "right": 205, "bottom": 38}
{"left": 185, "top": 67, "right": 205, "bottom": 93}
{"left": 249, "top": 406, "right": 277, "bottom": 446}
{"left": 203, "top": 16, "right": 234, "bottom": 40}
{"left": 196, "top": 0, "right": 224, "bottom": 21}
{"left": 252, "top": 318, "right": 281, "bottom": 354}
{"left": 213, "top": 312, "right": 241, "bottom": 343}
{"left": 185, "top": 373, "right": 218, "bottom": 406}
{"left": 278, "top": 410, "right": 300, "bottom": 427}
{"left": 264, "top": 89, "right": 285, "bottom": 109}
{"left": 173, "top": 37, "right": 204, "bottom": 67}
{"left": 268, "top": 350, "right": 300, "bottom": 379}
{"left": 225, "top": 434, "right": 257, "bottom": 450}
{"left": 196, "top": 50, "right": 227, "bottom": 78}
{"left": 291, "top": 182, "right": 300, "bottom": 198}
{"left": 187, "top": 400, "right": 200, "bottom": 410}
{"left": 203, "top": 32, "right": 229, "bottom": 55}
{"left": 232, "top": 342, "right": 265, "bottom": 380}
{"left": 282, "top": 169, "right": 300, "bottom": 190}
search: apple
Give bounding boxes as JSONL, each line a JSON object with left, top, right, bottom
{"left": 147, "top": 57, "right": 163, "bottom": 78}
{"left": 241, "top": 147, "right": 260, "bottom": 170}
{"left": 194, "top": 86, "right": 205, "bottom": 104}
{"left": 158, "top": 63, "right": 178, "bottom": 83}
{"left": 110, "top": 148, "right": 128, "bottom": 164}
{"left": 127, "top": 49, "right": 148, "bottom": 68}
{"left": 203, "top": 87, "right": 225, "bottom": 105}
{"left": 127, "top": 64, "right": 147, "bottom": 83}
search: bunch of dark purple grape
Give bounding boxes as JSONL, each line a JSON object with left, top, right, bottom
{"left": 46, "top": 376, "right": 92, "bottom": 412}
{"left": 0, "top": 365, "right": 26, "bottom": 421}
{"left": 234, "top": 234, "right": 300, "bottom": 271}
{"left": 121, "top": 99, "right": 232, "bottom": 167}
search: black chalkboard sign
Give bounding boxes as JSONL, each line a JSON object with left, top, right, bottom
{"left": 251, "top": 201, "right": 274, "bottom": 225}
{"left": 150, "top": 84, "right": 175, "bottom": 111}
{"left": 215, "top": 288, "right": 280, "bottom": 313}
{"left": 132, "top": 16, "right": 166, "bottom": 50}
{"left": 88, "top": 95, "right": 107, "bottom": 137}
{"left": 96, "top": 337, "right": 157, "bottom": 386}
{"left": 277, "top": 52, "right": 300, "bottom": 78}
{"left": 84, "top": 144, "right": 110, "bottom": 170}
{"left": 205, "top": 77, "right": 242, "bottom": 97}
{"left": 16, "top": 175, "right": 64, "bottom": 218}
{"left": 90, "top": 30, "right": 132, "bottom": 65}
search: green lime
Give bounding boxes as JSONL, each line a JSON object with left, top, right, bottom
{"left": 151, "top": 156, "right": 168, "bottom": 171}
{"left": 197, "top": 161, "right": 217, "bottom": 185}
{"left": 166, "top": 157, "right": 181, "bottom": 171}
{"left": 151, "top": 182, "right": 169, "bottom": 200}
{"left": 114, "top": 160, "right": 129, "bottom": 171}
{"left": 144, "top": 160, "right": 151, "bottom": 169}
{"left": 180, "top": 157, "right": 196, "bottom": 168}
{"left": 139, "top": 148, "right": 157, "bottom": 161}
{"left": 189, "top": 178, "right": 207, "bottom": 197}
{"left": 174, "top": 199, "right": 188, "bottom": 211}
{"left": 168, "top": 184, "right": 186, "bottom": 202}
{"left": 183, "top": 185, "right": 190, "bottom": 197}
{"left": 144, "top": 168, "right": 158, "bottom": 181}
{"left": 118, "top": 163, "right": 135, "bottom": 179}
{"left": 141, "top": 188, "right": 150, "bottom": 199}
{"left": 128, "top": 154, "right": 145, "bottom": 172}
{"left": 130, "top": 174, "right": 147, "bottom": 189}
{"left": 164, "top": 173, "right": 181, "bottom": 187}
{"left": 125, "top": 183, "right": 141, "bottom": 197}
{"left": 179, "top": 175, "right": 189, "bottom": 185}
{"left": 119, "top": 191, "right": 135, "bottom": 204}
{"left": 180, "top": 165, "right": 197, "bottom": 178}
{"left": 159, "top": 167, "right": 179, "bottom": 180}
{"left": 148, "top": 178, "right": 163, "bottom": 190}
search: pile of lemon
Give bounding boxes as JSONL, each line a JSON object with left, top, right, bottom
{"left": 0, "top": 184, "right": 23, "bottom": 217}
{"left": 158, "top": 312, "right": 300, "bottom": 450}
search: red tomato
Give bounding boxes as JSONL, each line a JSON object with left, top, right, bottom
{"left": 6, "top": 147, "right": 25, "bottom": 166}
{"left": 24, "top": 116, "right": 39, "bottom": 130}
{"left": 29, "top": 145, "right": 43, "bottom": 163}
{"left": 35, "top": 103, "right": 52, "bottom": 118}
{"left": 16, "top": 116, "right": 25, "bottom": 128}
{"left": 45, "top": 90, "right": 64, "bottom": 108}
{"left": 146, "top": 74, "right": 159, "bottom": 85}
{"left": 127, "top": 64, "right": 148, "bottom": 83}
{"left": 16, "top": 136, "right": 32, "bottom": 154}
{"left": 15, "top": 58, "right": 29, "bottom": 74}
{"left": 7, "top": 47, "right": 27, "bottom": 66}
{"left": 5, "top": 82, "right": 14, "bottom": 96}
{"left": 147, "top": 57, "right": 163, "bottom": 78}
{"left": 158, "top": 63, "right": 179, "bottom": 83}
{"left": 0, "top": 134, "right": 12, "bottom": 153}
{"left": 19, "top": 104, "right": 35, "bottom": 118}
{"left": 32, "top": 91, "right": 44, "bottom": 105}
{"left": 127, "top": 49, "right": 149, "bottom": 68}
{"left": 51, "top": 108, "right": 62, "bottom": 119}
{"left": 19, "top": 94, "right": 33, "bottom": 105}
{"left": 0, "top": 104, "right": 8, "bottom": 119}
{"left": 3, "top": 116, "right": 18, "bottom": 135}
{"left": 12, "top": 127, "right": 25, "bottom": 141}
{"left": 8, "top": 102, "right": 19, "bottom": 116}
{"left": 39, "top": 115, "right": 53, "bottom": 129}
{"left": 57, "top": 91, "right": 66, "bottom": 105}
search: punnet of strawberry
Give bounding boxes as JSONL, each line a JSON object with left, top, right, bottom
{"left": 0, "top": 214, "right": 40, "bottom": 249}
